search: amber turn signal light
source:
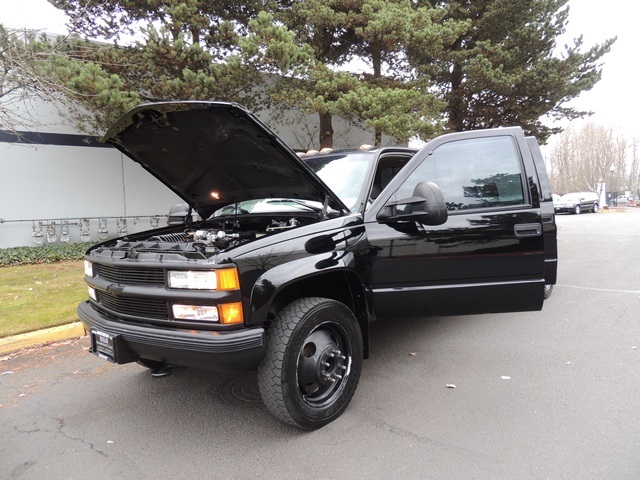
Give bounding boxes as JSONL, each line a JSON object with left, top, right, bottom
{"left": 219, "top": 302, "right": 243, "bottom": 324}
{"left": 217, "top": 268, "right": 240, "bottom": 291}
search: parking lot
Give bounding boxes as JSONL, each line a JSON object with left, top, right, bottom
{"left": 1, "top": 209, "right": 639, "bottom": 479}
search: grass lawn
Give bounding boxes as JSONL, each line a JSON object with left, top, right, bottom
{"left": 0, "top": 261, "right": 86, "bottom": 338}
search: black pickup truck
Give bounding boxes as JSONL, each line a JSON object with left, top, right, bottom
{"left": 78, "top": 101, "right": 557, "bottom": 430}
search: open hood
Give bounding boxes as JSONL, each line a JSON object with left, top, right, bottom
{"left": 103, "top": 101, "right": 348, "bottom": 219}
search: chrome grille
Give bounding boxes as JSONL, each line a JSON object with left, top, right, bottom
{"left": 96, "top": 264, "right": 165, "bottom": 285}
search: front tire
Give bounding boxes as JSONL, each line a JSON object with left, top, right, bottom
{"left": 592, "top": 203, "right": 599, "bottom": 213}
{"left": 258, "top": 297, "right": 363, "bottom": 430}
{"left": 574, "top": 205, "right": 581, "bottom": 214}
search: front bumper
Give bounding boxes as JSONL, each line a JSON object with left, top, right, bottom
{"left": 77, "top": 301, "right": 265, "bottom": 371}
{"left": 555, "top": 205, "right": 575, "bottom": 213}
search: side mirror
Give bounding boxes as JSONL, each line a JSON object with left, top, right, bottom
{"left": 377, "top": 181, "right": 448, "bottom": 226}
{"left": 167, "top": 202, "right": 191, "bottom": 225}
{"left": 168, "top": 202, "right": 201, "bottom": 225}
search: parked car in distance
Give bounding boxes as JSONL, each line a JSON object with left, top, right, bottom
{"left": 555, "top": 192, "right": 599, "bottom": 214}
{"left": 616, "top": 195, "right": 628, "bottom": 206}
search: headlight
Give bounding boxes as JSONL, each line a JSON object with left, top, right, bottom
{"left": 172, "top": 304, "right": 219, "bottom": 321}
{"left": 171, "top": 302, "right": 244, "bottom": 325}
{"left": 168, "top": 270, "right": 217, "bottom": 290}
{"left": 84, "top": 260, "right": 93, "bottom": 278}
{"left": 167, "top": 268, "right": 239, "bottom": 290}
{"left": 171, "top": 302, "right": 244, "bottom": 324}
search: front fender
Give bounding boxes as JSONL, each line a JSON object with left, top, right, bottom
{"left": 248, "top": 248, "right": 366, "bottom": 325}
{"left": 247, "top": 251, "right": 373, "bottom": 358}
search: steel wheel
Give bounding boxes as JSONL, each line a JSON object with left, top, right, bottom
{"left": 258, "top": 297, "right": 363, "bottom": 430}
{"left": 297, "top": 325, "right": 351, "bottom": 407}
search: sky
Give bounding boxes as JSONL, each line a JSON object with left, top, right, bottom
{"left": 0, "top": 0, "right": 638, "bottom": 145}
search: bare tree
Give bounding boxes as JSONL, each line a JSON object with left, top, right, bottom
{"left": 1, "top": 25, "right": 142, "bottom": 136}
{"left": 549, "top": 124, "right": 627, "bottom": 197}
{"left": 627, "top": 138, "right": 640, "bottom": 198}
{"left": 0, "top": 26, "right": 75, "bottom": 133}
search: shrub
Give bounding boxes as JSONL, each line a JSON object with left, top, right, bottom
{"left": 0, "top": 243, "right": 94, "bottom": 267}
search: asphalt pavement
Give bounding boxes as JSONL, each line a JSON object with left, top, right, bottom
{"left": 1, "top": 208, "right": 639, "bottom": 479}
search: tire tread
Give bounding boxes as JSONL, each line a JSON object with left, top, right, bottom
{"left": 257, "top": 297, "right": 360, "bottom": 428}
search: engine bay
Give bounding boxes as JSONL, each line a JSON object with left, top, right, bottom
{"left": 90, "top": 214, "right": 317, "bottom": 260}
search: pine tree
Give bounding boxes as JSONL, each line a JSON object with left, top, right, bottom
{"left": 276, "top": 0, "right": 455, "bottom": 146}
{"left": 48, "top": 0, "right": 284, "bottom": 131}
{"left": 11, "top": 1, "right": 617, "bottom": 146}
{"left": 407, "top": 0, "right": 616, "bottom": 143}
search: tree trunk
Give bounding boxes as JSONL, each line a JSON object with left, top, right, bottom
{"left": 372, "top": 41, "right": 383, "bottom": 145}
{"left": 447, "top": 62, "right": 465, "bottom": 132}
{"left": 319, "top": 111, "right": 333, "bottom": 149}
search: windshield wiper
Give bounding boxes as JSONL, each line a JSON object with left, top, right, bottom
{"left": 265, "top": 199, "right": 322, "bottom": 212}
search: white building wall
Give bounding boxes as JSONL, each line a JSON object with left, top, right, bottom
{"left": 0, "top": 140, "right": 182, "bottom": 248}
{"left": 0, "top": 97, "right": 399, "bottom": 248}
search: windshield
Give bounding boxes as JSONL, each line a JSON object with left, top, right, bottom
{"left": 560, "top": 193, "right": 581, "bottom": 201}
{"left": 303, "top": 153, "right": 371, "bottom": 210}
{"left": 211, "top": 198, "right": 323, "bottom": 217}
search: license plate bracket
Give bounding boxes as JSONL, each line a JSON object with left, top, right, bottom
{"left": 90, "top": 329, "right": 136, "bottom": 364}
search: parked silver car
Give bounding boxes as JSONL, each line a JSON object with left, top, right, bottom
{"left": 555, "top": 192, "right": 599, "bottom": 214}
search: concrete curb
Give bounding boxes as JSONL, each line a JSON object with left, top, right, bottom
{"left": 0, "top": 322, "right": 86, "bottom": 355}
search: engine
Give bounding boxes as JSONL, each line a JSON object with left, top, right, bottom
{"left": 150, "top": 228, "right": 253, "bottom": 251}
{"left": 96, "top": 216, "right": 306, "bottom": 260}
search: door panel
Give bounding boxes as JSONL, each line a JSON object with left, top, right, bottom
{"left": 365, "top": 129, "right": 545, "bottom": 319}
{"left": 367, "top": 210, "right": 544, "bottom": 318}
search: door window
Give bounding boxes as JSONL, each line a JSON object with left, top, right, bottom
{"left": 397, "top": 136, "right": 525, "bottom": 211}
{"left": 370, "top": 155, "right": 411, "bottom": 201}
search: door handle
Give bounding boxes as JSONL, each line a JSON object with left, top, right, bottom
{"left": 514, "top": 223, "right": 541, "bottom": 237}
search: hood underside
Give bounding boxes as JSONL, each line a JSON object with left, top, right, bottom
{"left": 103, "top": 101, "right": 347, "bottom": 219}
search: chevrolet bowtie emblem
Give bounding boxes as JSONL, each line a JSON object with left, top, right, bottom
{"left": 106, "top": 284, "right": 125, "bottom": 296}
